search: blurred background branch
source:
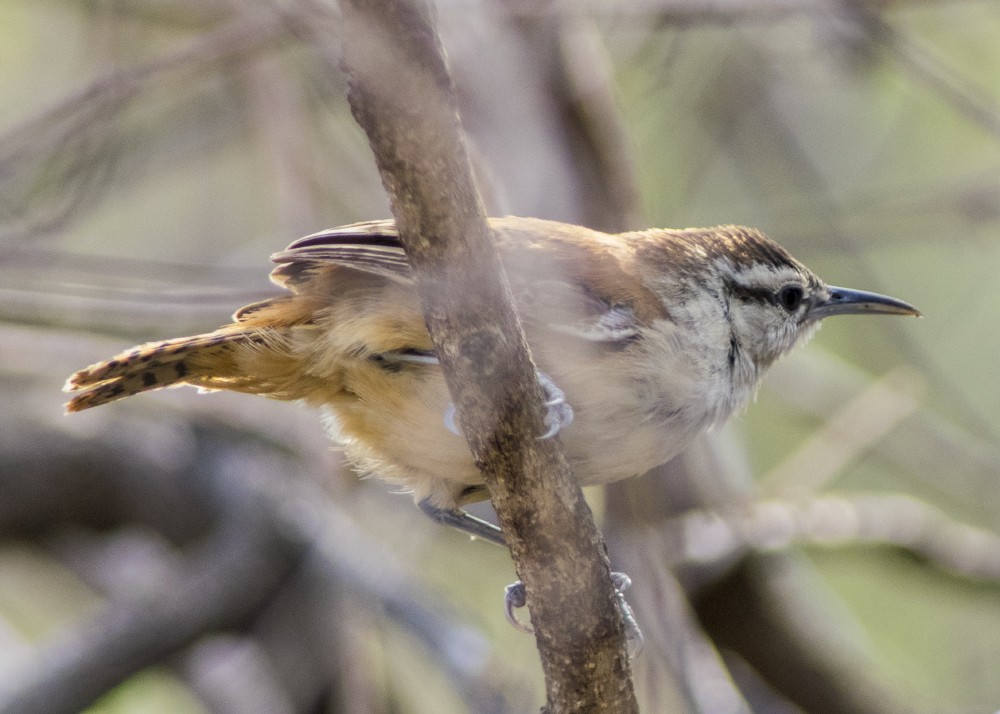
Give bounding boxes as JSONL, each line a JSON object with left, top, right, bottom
{"left": 1, "top": 0, "right": 998, "bottom": 711}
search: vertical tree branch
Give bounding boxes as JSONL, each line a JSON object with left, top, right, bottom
{"left": 336, "top": 0, "right": 637, "bottom": 711}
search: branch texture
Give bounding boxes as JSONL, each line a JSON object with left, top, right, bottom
{"left": 337, "top": 0, "right": 637, "bottom": 711}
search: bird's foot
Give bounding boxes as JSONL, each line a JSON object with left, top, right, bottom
{"left": 534, "top": 369, "right": 573, "bottom": 439}
{"left": 444, "top": 369, "right": 573, "bottom": 439}
{"left": 504, "top": 571, "right": 644, "bottom": 658}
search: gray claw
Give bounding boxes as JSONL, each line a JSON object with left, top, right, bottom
{"left": 503, "top": 572, "right": 644, "bottom": 659}
{"left": 537, "top": 418, "right": 561, "bottom": 440}
{"left": 444, "top": 403, "right": 461, "bottom": 435}
{"left": 504, "top": 581, "right": 533, "bottom": 633}
{"left": 611, "top": 572, "right": 632, "bottom": 591}
{"left": 535, "top": 370, "right": 573, "bottom": 440}
{"left": 444, "top": 370, "right": 573, "bottom": 439}
{"left": 611, "top": 571, "right": 644, "bottom": 659}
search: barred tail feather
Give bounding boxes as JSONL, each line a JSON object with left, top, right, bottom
{"left": 64, "top": 328, "right": 273, "bottom": 412}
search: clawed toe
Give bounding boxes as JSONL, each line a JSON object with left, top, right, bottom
{"left": 502, "top": 571, "right": 644, "bottom": 658}
{"left": 504, "top": 581, "right": 534, "bottom": 633}
{"left": 444, "top": 402, "right": 461, "bottom": 435}
{"left": 610, "top": 571, "right": 644, "bottom": 659}
{"left": 535, "top": 370, "right": 574, "bottom": 439}
{"left": 443, "top": 369, "right": 573, "bottom": 439}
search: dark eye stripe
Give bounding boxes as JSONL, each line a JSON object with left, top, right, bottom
{"left": 729, "top": 282, "right": 776, "bottom": 305}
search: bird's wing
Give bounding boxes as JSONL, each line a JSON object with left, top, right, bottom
{"left": 252, "top": 217, "right": 665, "bottom": 343}
{"left": 488, "top": 217, "right": 668, "bottom": 342}
{"left": 269, "top": 220, "right": 412, "bottom": 289}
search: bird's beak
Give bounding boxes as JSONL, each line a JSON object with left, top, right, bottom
{"left": 809, "top": 286, "right": 922, "bottom": 322}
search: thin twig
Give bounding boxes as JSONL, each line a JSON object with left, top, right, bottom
{"left": 761, "top": 366, "right": 924, "bottom": 496}
{"left": 0, "top": 8, "right": 291, "bottom": 245}
{"left": 665, "top": 493, "right": 1000, "bottom": 584}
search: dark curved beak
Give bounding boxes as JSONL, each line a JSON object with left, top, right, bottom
{"left": 809, "top": 286, "right": 921, "bottom": 322}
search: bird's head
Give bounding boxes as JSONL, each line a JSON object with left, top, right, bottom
{"left": 633, "top": 226, "right": 920, "bottom": 379}
{"left": 702, "top": 228, "right": 921, "bottom": 371}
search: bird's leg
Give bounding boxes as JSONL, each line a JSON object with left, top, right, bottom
{"left": 418, "top": 499, "right": 644, "bottom": 657}
{"left": 411, "top": 353, "right": 637, "bottom": 653}
{"left": 418, "top": 498, "right": 506, "bottom": 546}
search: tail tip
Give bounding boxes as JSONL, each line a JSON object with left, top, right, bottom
{"left": 62, "top": 374, "right": 83, "bottom": 394}
{"left": 64, "top": 387, "right": 119, "bottom": 413}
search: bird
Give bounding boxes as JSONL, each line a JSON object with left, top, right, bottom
{"left": 65, "top": 216, "right": 920, "bottom": 540}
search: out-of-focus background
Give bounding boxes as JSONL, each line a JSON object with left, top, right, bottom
{"left": 1, "top": 2, "right": 998, "bottom": 712}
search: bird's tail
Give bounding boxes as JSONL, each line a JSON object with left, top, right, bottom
{"left": 64, "top": 327, "right": 289, "bottom": 412}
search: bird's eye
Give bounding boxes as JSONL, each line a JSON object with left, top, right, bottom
{"left": 778, "top": 285, "right": 804, "bottom": 311}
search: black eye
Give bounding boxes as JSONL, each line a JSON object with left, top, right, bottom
{"left": 778, "top": 285, "right": 804, "bottom": 311}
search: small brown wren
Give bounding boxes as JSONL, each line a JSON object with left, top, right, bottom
{"left": 65, "top": 217, "right": 920, "bottom": 531}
